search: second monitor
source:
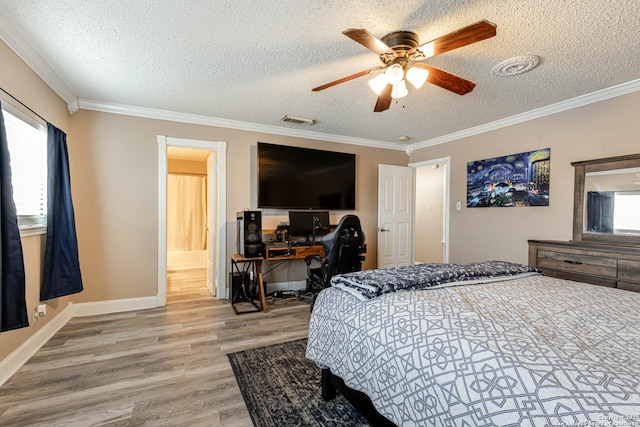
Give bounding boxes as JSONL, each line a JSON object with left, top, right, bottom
{"left": 288, "top": 210, "right": 330, "bottom": 242}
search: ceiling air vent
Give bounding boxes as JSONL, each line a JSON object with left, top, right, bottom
{"left": 280, "top": 115, "right": 316, "bottom": 126}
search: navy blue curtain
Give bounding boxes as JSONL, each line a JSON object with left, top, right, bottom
{"left": 40, "top": 124, "right": 83, "bottom": 301}
{"left": 0, "top": 103, "right": 29, "bottom": 332}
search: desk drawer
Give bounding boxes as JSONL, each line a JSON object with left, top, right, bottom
{"left": 537, "top": 250, "right": 617, "bottom": 278}
{"left": 294, "top": 245, "right": 324, "bottom": 257}
{"left": 265, "top": 244, "right": 325, "bottom": 260}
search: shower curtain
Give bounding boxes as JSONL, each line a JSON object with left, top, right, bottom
{"left": 167, "top": 174, "right": 207, "bottom": 251}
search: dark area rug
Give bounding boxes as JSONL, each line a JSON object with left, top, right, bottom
{"left": 227, "top": 338, "right": 369, "bottom": 427}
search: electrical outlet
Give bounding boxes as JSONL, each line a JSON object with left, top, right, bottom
{"left": 34, "top": 304, "right": 46, "bottom": 321}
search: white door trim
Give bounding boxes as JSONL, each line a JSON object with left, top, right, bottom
{"left": 157, "top": 135, "right": 228, "bottom": 306}
{"left": 408, "top": 156, "right": 451, "bottom": 263}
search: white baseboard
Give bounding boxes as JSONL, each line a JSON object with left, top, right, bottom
{"left": 0, "top": 303, "right": 73, "bottom": 387}
{"left": 1, "top": 296, "right": 160, "bottom": 387}
{"left": 73, "top": 296, "right": 158, "bottom": 317}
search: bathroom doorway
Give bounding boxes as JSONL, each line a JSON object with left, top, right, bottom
{"left": 157, "top": 136, "right": 227, "bottom": 307}
{"left": 411, "top": 157, "right": 450, "bottom": 264}
{"left": 166, "top": 146, "right": 210, "bottom": 303}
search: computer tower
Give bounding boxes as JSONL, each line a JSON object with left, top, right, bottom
{"left": 230, "top": 272, "right": 255, "bottom": 303}
{"left": 236, "top": 210, "right": 265, "bottom": 257}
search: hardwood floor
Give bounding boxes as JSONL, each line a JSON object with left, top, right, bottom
{"left": 0, "top": 268, "right": 311, "bottom": 426}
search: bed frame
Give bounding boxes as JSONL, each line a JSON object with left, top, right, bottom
{"left": 321, "top": 368, "right": 396, "bottom": 427}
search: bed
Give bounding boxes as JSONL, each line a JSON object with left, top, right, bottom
{"left": 305, "top": 261, "right": 640, "bottom": 426}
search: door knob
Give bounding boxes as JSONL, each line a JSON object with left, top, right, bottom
{"left": 377, "top": 227, "right": 390, "bottom": 232}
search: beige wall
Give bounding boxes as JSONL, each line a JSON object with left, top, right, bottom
{"left": 68, "top": 110, "right": 408, "bottom": 304}
{"left": 409, "top": 90, "right": 640, "bottom": 264}
{"left": 0, "top": 41, "right": 71, "bottom": 360}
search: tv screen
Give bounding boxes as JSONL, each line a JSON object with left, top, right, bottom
{"left": 257, "top": 142, "right": 356, "bottom": 210}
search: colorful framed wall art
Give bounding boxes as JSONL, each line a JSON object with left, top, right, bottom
{"left": 467, "top": 148, "right": 550, "bottom": 207}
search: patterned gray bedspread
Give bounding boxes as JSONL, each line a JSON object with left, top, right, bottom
{"left": 331, "top": 260, "right": 539, "bottom": 300}
{"left": 306, "top": 275, "right": 640, "bottom": 426}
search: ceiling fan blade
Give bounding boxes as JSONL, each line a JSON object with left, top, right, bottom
{"left": 412, "top": 63, "right": 476, "bottom": 95}
{"left": 374, "top": 84, "right": 393, "bottom": 112}
{"left": 312, "top": 66, "right": 383, "bottom": 92}
{"left": 343, "top": 28, "right": 396, "bottom": 57}
{"left": 413, "top": 20, "right": 496, "bottom": 59}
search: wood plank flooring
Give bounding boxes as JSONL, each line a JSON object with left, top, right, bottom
{"left": 0, "top": 268, "right": 312, "bottom": 426}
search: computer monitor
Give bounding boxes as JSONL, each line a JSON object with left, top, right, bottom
{"left": 288, "top": 211, "right": 330, "bottom": 240}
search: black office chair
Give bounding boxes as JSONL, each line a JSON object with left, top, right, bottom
{"left": 305, "top": 215, "right": 365, "bottom": 298}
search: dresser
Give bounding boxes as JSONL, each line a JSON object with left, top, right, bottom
{"left": 528, "top": 240, "right": 640, "bottom": 293}
{"left": 528, "top": 154, "right": 640, "bottom": 294}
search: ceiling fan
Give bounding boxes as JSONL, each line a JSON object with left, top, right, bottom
{"left": 312, "top": 20, "right": 497, "bottom": 112}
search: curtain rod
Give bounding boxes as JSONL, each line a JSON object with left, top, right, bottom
{"left": 0, "top": 87, "right": 48, "bottom": 124}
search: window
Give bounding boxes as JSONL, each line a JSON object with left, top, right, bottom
{"left": 614, "top": 191, "right": 640, "bottom": 235}
{"left": 1, "top": 104, "right": 47, "bottom": 233}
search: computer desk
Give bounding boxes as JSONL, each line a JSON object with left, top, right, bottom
{"left": 231, "top": 245, "right": 325, "bottom": 314}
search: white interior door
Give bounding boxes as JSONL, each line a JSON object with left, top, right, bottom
{"left": 377, "top": 164, "right": 413, "bottom": 268}
{"left": 206, "top": 151, "right": 217, "bottom": 296}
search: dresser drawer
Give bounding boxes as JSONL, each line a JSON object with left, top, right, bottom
{"left": 537, "top": 250, "right": 617, "bottom": 278}
{"left": 618, "top": 259, "right": 640, "bottom": 282}
{"left": 540, "top": 268, "right": 616, "bottom": 288}
{"left": 617, "top": 281, "right": 640, "bottom": 293}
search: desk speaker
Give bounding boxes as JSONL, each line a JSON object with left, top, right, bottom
{"left": 237, "top": 210, "right": 264, "bottom": 257}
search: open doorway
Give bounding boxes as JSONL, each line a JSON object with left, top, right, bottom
{"left": 157, "top": 136, "right": 227, "bottom": 307}
{"left": 166, "top": 146, "right": 211, "bottom": 303}
{"left": 410, "top": 157, "right": 450, "bottom": 264}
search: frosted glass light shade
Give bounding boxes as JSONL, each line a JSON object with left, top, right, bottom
{"left": 391, "top": 80, "right": 408, "bottom": 99}
{"left": 406, "top": 66, "right": 429, "bottom": 88}
{"left": 368, "top": 74, "right": 388, "bottom": 95}
{"left": 384, "top": 64, "right": 404, "bottom": 84}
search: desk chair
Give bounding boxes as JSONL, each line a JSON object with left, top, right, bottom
{"left": 305, "top": 215, "right": 365, "bottom": 304}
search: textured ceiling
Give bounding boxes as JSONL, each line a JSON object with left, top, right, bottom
{"left": 1, "top": 0, "right": 639, "bottom": 149}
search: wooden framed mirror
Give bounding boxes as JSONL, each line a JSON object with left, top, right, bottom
{"left": 572, "top": 153, "right": 640, "bottom": 246}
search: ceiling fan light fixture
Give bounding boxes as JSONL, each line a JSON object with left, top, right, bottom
{"left": 406, "top": 66, "right": 429, "bottom": 89}
{"left": 314, "top": 20, "right": 497, "bottom": 112}
{"left": 368, "top": 73, "right": 388, "bottom": 95}
{"left": 385, "top": 64, "right": 405, "bottom": 84}
{"left": 391, "top": 80, "right": 408, "bottom": 99}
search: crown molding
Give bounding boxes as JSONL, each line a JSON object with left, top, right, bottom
{"left": 77, "top": 99, "right": 407, "bottom": 151}
{"left": 0, "top": 12, "right": 78, "bottom": 113}
{"left": 406, "top": 78, "right": 640, "bottom": 154}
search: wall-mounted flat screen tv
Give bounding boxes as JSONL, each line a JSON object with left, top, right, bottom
{"left": 257, "top": 142, "right": 356, "bottom": 210}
